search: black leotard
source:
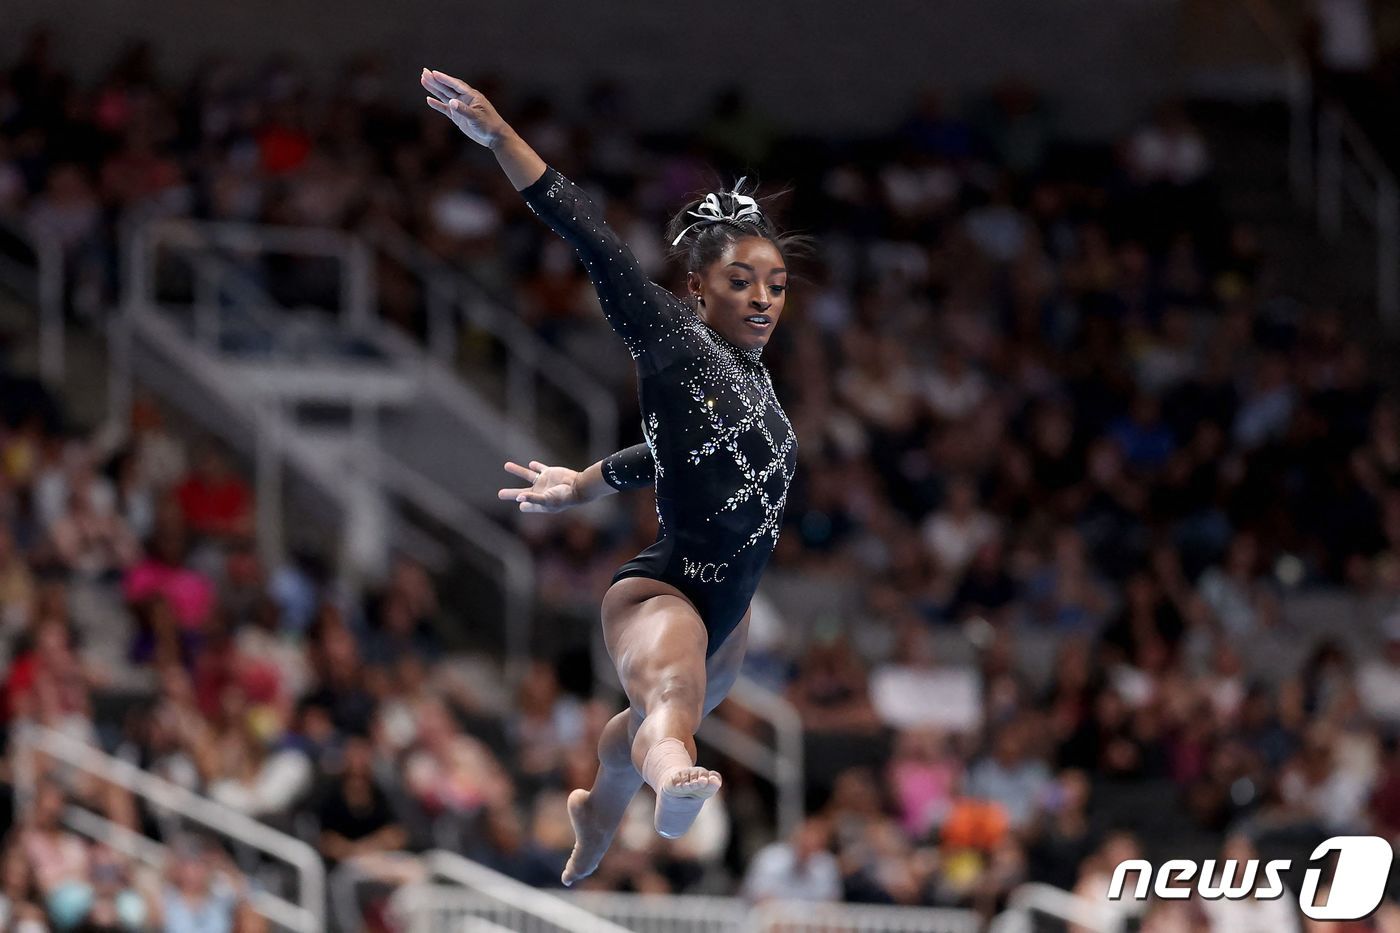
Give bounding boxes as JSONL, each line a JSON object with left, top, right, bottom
{"left": 522, "top": 166, "right": 797, "bottom": 656}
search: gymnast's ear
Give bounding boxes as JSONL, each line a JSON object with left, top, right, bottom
{"left": 686, "top": 271, "right": 704, "bottom": 303}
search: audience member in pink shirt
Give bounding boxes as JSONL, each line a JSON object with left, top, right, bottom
{"left": 123, "top": 519, "right": 214, "bottom": 630}
{"left": 886, "top": 727, "right": 962, "bottom": 840}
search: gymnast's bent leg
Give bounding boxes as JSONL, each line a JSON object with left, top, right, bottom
{"left": 561, "top": 705, "right": 644, "bottom": 885}
{"left": 562, "top": 579, "right": 740, "bottom": 884}
{"left": 608, "top": 586, "right": 720, "bottom": 840}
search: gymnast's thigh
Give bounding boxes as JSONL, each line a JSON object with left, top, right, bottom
{"left": 601, "top": 575, "right": 709, "bottom": 717}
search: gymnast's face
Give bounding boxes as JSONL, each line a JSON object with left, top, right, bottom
{"left": 689, "top": 237, "right": 788, "bottom": 351}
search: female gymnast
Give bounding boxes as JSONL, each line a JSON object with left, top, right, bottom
{"left": 421, "top": 67, "right": 803, "bottom": 885}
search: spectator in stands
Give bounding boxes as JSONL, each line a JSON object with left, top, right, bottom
{"left": 403, "top": 697, "right": 512, "bottom": 833}
{"left": 84, "top": 844, "right": 150, "bottom": 931}
{"left": 964, "top": 719, "right": 1052, "bottom": 831}
{"left": 305, "top": 611, "right": 377, "bottom": 736}
{"left": 123, "top": 511, "right": 216, "bottom": 632}
{"left": 1025, "top": 526, "right": 1112, "bottom": 632}
{"left": 4, "top": 618, "right": 92, "bottom": 730}
{"left": 886, "top": 728, "right": 962, "bottom": 841}
{"left": 1357, "top": 613, "right": 1400, "bottom": 726}
{"left": 129, "top": 596, "right": 202, "bottom": 669}
{"left": 0, "top": 839, "right": 46, "bottom": 930}
{"left": 1197, "top": 531, "right": 1279, "bottom": 638}
{"left": 47, "top": 481, "right": 140, "bottom": 580}
{"left": 508, "top": 659, "right": 585, "bottom": 796}
{"left": 205, "top": 708, "right": 313, "bottom": 819}
{"left": 34, "top": 443, "right": 115, "bottom": 534}
{"left": 18, "top": 781, "right": 93, "bottom": 929}
{"left": 1199, "top": 833, "right": 1302, "bottom": 933}
{"left": 151, "top": 836, "right": 243, "bottom": 933}
{"left": 176, "top": 443, "right": 253, "bottom": 540}
{"left": 234, "top": 594, "right": 311, "bottom": 712}
{"left": 0, "top": 525, "right": 35, "bottom": 636}
{"left": 742, "top": 817, "right": 841, "bottom": 904}
{"left": 1071, "top": 831, "right": 1148, "bottom": 932}
{"left": 472, "top": 804, "right": 566, "bottom": 888}
{"left": 317, "top": 735, "right": 407, "bottom": 864}
{"left": 1276, "top": 724, "right": 1375, "bottom": 832}
{"left": 1025, "top": 769, "right": 1094, "bottom": 892}
{"left": 921, "top": 475, "right": 998, "bottom": 586}
{"left": 787, "top": 633, "right": 880, "bottom": 733}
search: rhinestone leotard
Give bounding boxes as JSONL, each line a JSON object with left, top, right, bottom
{"left": 522, "top": 167, "right": 797, "bottom": 656}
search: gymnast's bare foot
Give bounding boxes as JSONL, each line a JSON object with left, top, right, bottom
{"left": 654, "top": 766, "right": 722, "bottom": 839}
{"left": 561, "top": 788, "right": 614, "bottom": 886}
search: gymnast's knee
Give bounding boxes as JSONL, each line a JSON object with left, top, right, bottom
{"left": 645, "top": 672, "right": 705, "bottom": 726}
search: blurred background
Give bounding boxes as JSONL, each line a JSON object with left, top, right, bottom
{"left": 0, "top": 0, "right": 1399, "bottom": 931}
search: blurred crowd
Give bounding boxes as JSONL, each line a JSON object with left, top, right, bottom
{"left": 5, "top": 19, "right": 1400, "bottom": 933}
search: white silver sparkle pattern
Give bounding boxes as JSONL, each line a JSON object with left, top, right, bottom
{"left": 524, "top": 166, "right": 797, "bottom": 576}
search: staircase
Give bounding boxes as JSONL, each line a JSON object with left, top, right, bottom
{"left": 108, "top": 217, "right": 559, "bottom": 663}
{"left": 1185, "top": 0, "right": 1400, "bottom": 358}
{"left": 1194, "top": 100, "right": 1386, "bottom": 323}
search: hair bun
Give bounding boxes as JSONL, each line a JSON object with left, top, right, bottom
{"left": 670, "top": 179, "right": 765, "bottom": 246}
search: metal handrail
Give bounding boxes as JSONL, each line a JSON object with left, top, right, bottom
{"left": 375, "top": 451, "right": 535, "bottom": 679}
{"left": 1235, "top": 0, "right": 1400, "bottom": 327}
{"left": 60, "top": 807, "right": 315, "bottom": 933}
{"left": 121, "top": 218, "right": 541, "bottom": 672}
{"left": 363, "top": 222, "right": 619, "bottom": 462}
{"left": 1317, "top": 103, "right": 1400, "bottom": 326}
{"left": 0, "top": 214, "right": 65, "bottom": 384}
{"left": 988, "top": 882, "right": 1123, "bottom": 933}
{"left": 716, "top": 676, "right": 805, "bottom": 841}
{"left": 12, "top": 723, "right": 325, "bottom": 931}
{"left": 397, "top": 886, "right": 984, "bottom": 933}
{"left": 751, "top": 899, "right": 981, "bottom": 933}
{"left": 392, "top": 850, "right": 633, "bottom": 933}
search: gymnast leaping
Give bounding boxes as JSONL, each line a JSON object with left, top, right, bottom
{"left": 422, "top": 67, "right": 804, "bottom": 885}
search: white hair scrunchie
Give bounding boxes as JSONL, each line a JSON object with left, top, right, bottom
{"left": 670, "top": 178, "right": 763, "bottom": 246}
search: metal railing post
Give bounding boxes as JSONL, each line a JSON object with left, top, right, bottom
{"left": 35, "top": 234, "right": 64, "bottom": 385}
{"left": 344, "top": 236, "right": 374, "bottom": 333}
{"left": 427, "top": 273, "right": 457, "bottom": 363}
{"left": 255, "top": 402, "right": 286, "bottom": 567}
{"left": 729, "top": 677, "right": 806, "bottom": 840}
{"left": 1286, "top": 63, "right": 1313, "bottom": 206}
{"left": 505, "top": 353, "right": 537, "bottom": 441}
{"left": 1378, "top": 178, "right": 1400, "bottom": 330}
{"left": 1318, "top": 106, "right": 1343, "bottom": 239}
{"left": 14, "top": 724, "right": 325, "bottom": 931}
{"left": 194, "top": 256, "right": 221, "bottom": 352}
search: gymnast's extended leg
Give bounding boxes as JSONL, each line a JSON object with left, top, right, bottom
{"left": 561, "top": 580, "right": 748, "bottom": 884}
{"left": 561, "top": 707, "right": 643, "bottom": 885}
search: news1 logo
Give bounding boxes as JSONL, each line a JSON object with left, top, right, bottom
{"left": 1108, "top": 836, "right": 1394, "bottom": 921}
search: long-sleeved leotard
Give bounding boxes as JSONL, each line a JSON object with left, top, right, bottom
{"left": 523, "top": 166, "right": 796, "bottom": 656}
{"left": 601, "top": 443, "right": 655, "bottom": 492}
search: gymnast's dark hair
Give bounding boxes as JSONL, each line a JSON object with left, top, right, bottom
{"left": 663, "top": 178, "right": 814, "bottom": 278}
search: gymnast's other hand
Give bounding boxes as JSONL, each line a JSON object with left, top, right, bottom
{"left": 498, "top": 460, "right": 584, "bottom": 514}
{"left": 421, "top": 68, "right": 510, "bottom": 149}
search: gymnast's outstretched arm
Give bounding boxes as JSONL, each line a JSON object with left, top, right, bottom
{"left": 497, "top": 443, "right": 654, "bottom": 514}
{"left": 422, "top": 68, "right": 684, "bottom": 364}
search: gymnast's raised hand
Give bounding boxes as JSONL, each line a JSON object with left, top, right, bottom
{"left": 420, "top": 68, "right": 508, "bottom": 148}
